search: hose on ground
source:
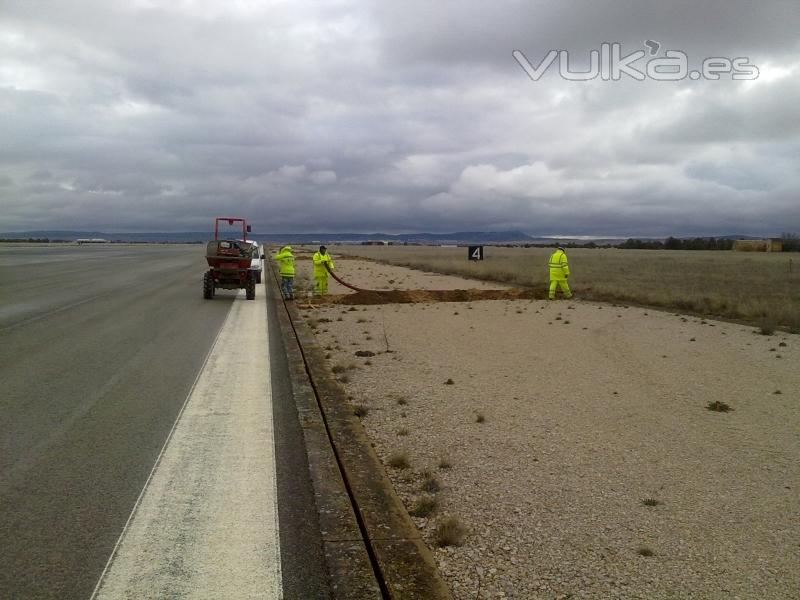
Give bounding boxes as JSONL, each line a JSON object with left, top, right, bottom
{"left": 325, "top": 263, "right": 368, "bottom": 292}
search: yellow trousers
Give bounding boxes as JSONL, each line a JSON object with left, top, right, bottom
{"left": 314, "top": 275, "right": 328, "bottom": 295}
{"left": 549, "top": 279, "right": 572, "bottom": 299}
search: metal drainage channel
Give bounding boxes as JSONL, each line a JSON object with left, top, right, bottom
{"left": 271, "top": 268, "right": 392, "bottom": 598}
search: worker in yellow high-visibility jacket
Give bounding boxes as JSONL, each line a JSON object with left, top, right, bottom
{"left": 312, "top": 245, "right": 335, "bottom": 295}
{"left": 548, "top": 246, "right": 573, "bottom": 300}
{"left": 273, "top": 245, "right": 295, "bottom": 299}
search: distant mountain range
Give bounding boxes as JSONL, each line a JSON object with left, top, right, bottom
{"left": 0, "top": 230, "right": 537, "bottom": 243}
{"left": 258, "top": 231, "right": 538, "bottom": 244}
{"left": 0, "top": 230, "right": 770, "bottom": 244}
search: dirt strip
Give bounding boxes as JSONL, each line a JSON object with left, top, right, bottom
{"left": 316, "top": 288, "right": 545, "bottom": 306}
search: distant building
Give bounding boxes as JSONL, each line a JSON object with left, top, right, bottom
{"left": 733, "top": 238, "right": 783, "bottom": 252}
{"left": 76, "top": 238, "right": 110, "bottom": 244}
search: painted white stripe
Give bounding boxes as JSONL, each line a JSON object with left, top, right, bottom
{"left": 92, "top": 290, "right": 282, "bottom": 599}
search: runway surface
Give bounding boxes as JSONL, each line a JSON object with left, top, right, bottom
{"left": 0, "top": 244, "right": 329, "bottom": 599}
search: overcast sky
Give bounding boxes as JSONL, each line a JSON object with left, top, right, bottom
{"left": 1, "top": 0, "right": 798, "bottom": 236}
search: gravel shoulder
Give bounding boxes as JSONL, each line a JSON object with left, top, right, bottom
{"left": 298, "top": 257, "right": 799, "bottom": 600}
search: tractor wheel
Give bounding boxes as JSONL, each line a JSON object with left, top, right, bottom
{"left": 203, "top": 272, "right": 214, "bottom": 299}
{"left": 246, "top": 278, "right": 256, "bottom": 300}
{"left": 255, "top": 271, "right": 262, "bottom": 284}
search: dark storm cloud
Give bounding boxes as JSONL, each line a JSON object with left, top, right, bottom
{"left": 1, "top": 0, "right": 799, "bottom": 236}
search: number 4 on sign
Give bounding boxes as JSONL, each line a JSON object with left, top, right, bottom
{"left": 468, "top": 246, "right": 484, "bottom": 261}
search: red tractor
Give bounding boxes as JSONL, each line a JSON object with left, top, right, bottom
{"left": 203, "top": 217, "right": 263, "bottom": 300}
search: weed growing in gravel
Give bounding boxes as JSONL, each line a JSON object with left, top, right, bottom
{"left": 706, "top": 401, "right": 733, "bottom": 412}
{"left": 396, "top": 397, "right": 408, "bottom": 406}
{"left": 409, "top": 495, "right": 438, "bottom": 517}
{"left": 475, "top": 412, "right": 486, "bottom": 423}
{"left": 438, "top": 457, "right": 453, "bottom": 470}
{"left": 397, "top": 427, "right": 409, "bottom": 436}
{"left": 774, "top": 390, "right": 782, "bottom": 395}
{"left": 357, "top": 318, "right": 368, "bottom": 323}
{"left": 420, "top": 473, "right": 441, "bottom": 494}
{"left": 338, "top": 374, "right": 350, "bottom": 384}
{"left": 353, "top": 404, "right": 369, "bottom": 418}
{"left": 759, "top": 316, "right": 776, "bottom": 335}
{"left": 637, "top": 546, "right": 655, "bottom": 557}
{"left": 445, "top": 378, "right": 455, "bottom": 385}
{"left": 332, "top": 364, "right": 346, "bottom": 373}
{"left": 387, "top": 451, "right": 410, "bottom": 469}
{"left": 364, "top": 360, "right": 372, "bottom": 366}
{"left": 641, "top": 498, "right": 661, "bottom": 507}
{"left": 434, "top": 516, "right": 467, "bottom": 547}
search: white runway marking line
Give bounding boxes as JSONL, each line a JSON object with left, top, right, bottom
{"left": 93, "top": 290, "right": 282, "bottom": 599}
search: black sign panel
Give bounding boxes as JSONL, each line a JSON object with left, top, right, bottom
{"left": 468, "top": 245, "right": 484, "bottom": 261}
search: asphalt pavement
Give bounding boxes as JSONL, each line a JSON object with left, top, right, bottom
{"left": 0, "top": 244, "right": 330, "bottom": 599}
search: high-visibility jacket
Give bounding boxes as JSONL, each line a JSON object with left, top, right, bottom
{"left": 273, "top": 245, "right": 295, "bottom": 277}
{"left": 548, "top": 249, "right": 570, "bottom": 280}
{"left": 312, "top": 251, "right": 334, "bottom": 277}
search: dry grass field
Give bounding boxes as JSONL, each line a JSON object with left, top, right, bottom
{"left": 332, "top": 245, "right": 800, "bottom": 331}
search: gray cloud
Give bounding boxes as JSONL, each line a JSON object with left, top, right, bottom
{"left": 1, "top": 0, "right": 799, "bottom": 236}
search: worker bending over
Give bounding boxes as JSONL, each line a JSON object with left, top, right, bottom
{"left": 312, "top": 245, "right": 335, "bottom": 296}
{"left": 548, "top": 245, "right": 573, "bottom": 300}
{"left": 273, "top": 245, "right": 295, "bottom": 299}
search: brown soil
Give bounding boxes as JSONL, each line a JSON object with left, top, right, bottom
{"left": 315, "top": 288, "right": 546, "bottom": 305}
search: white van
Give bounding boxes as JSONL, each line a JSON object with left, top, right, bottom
{"left": 249, "top": 241, "right": 264, "bottom": 283}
